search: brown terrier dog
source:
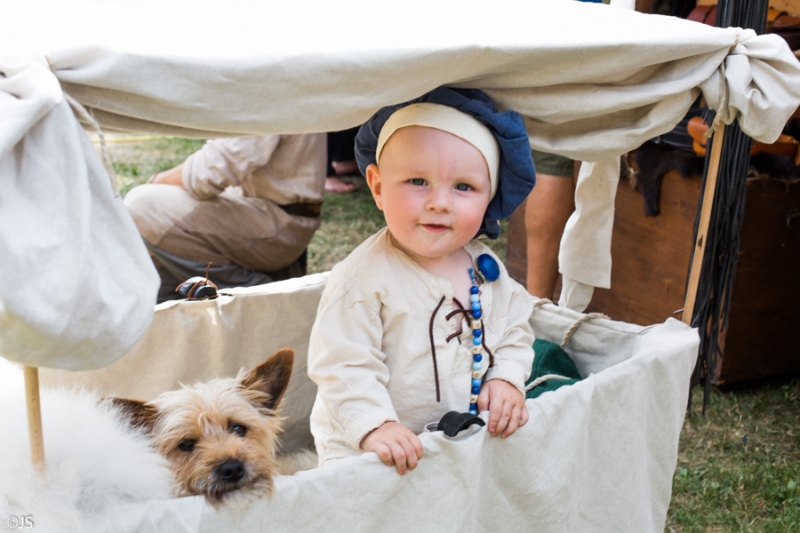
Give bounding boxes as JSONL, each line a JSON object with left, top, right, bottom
{"left": 110, "top": 348, "right": 301, "bottom": 506}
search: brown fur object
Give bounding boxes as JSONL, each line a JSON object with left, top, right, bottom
{"left": 108, "top": 348, "right": 297, "bottom": 506}
{"left": 625, "top": 141, "right": 705, "bottom": 216}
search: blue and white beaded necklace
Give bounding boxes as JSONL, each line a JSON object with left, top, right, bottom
{"left": 468, "top": 267, "right": 483, "bottom": 415}
{"left": 467, "top": 253, "right": 500, "bottom": 414}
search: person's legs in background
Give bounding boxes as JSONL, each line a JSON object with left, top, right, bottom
{"left": 125, "top": 184, "right": 316, "bottom": 302}
{"left": 525, "top": 149, "right": 577, "bottom": 300}
{"left": 325, "top": 127, "right": 360, "bottom": 193}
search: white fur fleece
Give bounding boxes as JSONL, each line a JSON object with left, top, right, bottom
{"left": 0, "top": 360, "right": 173, "bottom": 533}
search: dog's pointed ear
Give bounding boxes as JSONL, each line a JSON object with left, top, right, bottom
{"left": 240, "top": 348, "right": 295, "bottom": 411}
{"left": 104, "top": 397, "right": 159, "bottom": 435}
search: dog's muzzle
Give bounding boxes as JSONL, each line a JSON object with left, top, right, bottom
{"left": 215, "top": 459, "right": 245, "bottom": 483}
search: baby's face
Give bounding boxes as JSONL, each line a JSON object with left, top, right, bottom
{"left": 366, "top": 126, "right": 491, "bottom": 266}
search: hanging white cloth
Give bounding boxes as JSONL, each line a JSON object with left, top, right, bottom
{"left": 2, "top": 0, "right": 800, "bottom": 367}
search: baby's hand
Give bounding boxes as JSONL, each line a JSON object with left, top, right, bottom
{"left": 360, "top": 421, "right": 423, "bottom": 475}
{"left": 477, "top": 379, "right": 529, "bottom": 438}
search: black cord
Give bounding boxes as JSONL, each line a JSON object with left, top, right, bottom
{"left": 687, "top": 0, "right": 767, "bottom": 414}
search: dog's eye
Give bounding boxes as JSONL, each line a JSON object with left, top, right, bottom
{"left": 230, "top": 424, "right": 248, "bottom": 437}
{"left": 178, "top": 439, "right": 197, "bottom": 452}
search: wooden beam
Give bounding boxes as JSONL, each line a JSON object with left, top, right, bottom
{"left": 683, "top": 125, "right": 726, "bottom": 326}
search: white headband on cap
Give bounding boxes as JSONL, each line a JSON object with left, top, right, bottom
{"left": 375, "top": 103, "right": 500, "bottom": 199}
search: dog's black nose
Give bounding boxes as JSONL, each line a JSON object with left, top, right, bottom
{"left": 216, "top": 459, "right": 245, "bottom": 483}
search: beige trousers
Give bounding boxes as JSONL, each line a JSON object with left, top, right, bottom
{"left": 125, "top": 184, "right": 320, "bottom": 272}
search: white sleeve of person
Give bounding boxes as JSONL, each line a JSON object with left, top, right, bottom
{"left": 307, "top": 278, "right": 400, "bottom": 453}
{"left": 182, "top": 135, "right": 282, "bottom": 199}
{"left": 483, "top": 280, "right": 535, "bottom": 394}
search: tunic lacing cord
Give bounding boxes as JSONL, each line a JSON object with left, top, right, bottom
{"left": 428, "top": 296, "right": 446, "bottom": 402}
{"left": 427, "top": 296, "right": 495, "bottom": 403}
{"left": 447, "top": 297, "right": 494, "bottom": 368}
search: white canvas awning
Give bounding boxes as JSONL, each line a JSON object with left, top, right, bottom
{"left": 2, "top": 0, "right": 800, "bottom": 369}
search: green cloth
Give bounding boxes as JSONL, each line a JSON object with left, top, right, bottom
{"left": 525, "top": 339, "right": 582, "bottom": 399}
{"left": 530, "top": 148, "right": 574, "bottom": 178}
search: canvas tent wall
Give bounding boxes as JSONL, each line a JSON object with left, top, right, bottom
{"left": 37, "top": 273, "right": 699, "bottom": 533}
{"left": 2, "top": 0, "right": 799, "bottom": 370}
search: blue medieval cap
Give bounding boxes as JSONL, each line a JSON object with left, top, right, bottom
{"left": 355, "top": 87, "right": 536, "bottom": 239}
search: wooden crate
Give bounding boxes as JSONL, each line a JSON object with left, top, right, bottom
{"left": 506, "top": 169, "right": 800, "bottom": 384}
{"left": 586, "top": 170, "right": 699, "bottom": 327}
{"left": 716, "top": 177, "right": 800, "bottom": 383}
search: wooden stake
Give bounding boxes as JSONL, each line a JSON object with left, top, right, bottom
{"left": 683, "top": 124, "right": 726, "bottom": 326}
{"left": 23, "top": 365, "right": 46, "bottom": 473}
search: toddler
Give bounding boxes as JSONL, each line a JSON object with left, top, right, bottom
{"left": 308, "top": 87, "right": 537, "bottom": 474}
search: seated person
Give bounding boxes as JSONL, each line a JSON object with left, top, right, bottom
{"left": 307, "top": 87, "right": 537, "bottom": 474}
{"left": 124, "top": 134, "right": 326, "bottom": 302}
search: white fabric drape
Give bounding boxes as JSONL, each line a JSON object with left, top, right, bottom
{"left": 2, "top": 0, "right": 800, "bottom": 367}
{"left": 0, "top": 58, "right": 158, "bottom": 369}
{"left": 39, "top": 273, "right": 699, "bottom": 532}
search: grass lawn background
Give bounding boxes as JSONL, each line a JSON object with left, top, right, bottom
{"left": 109, "top": 136, "right": 799, "bottom": 532}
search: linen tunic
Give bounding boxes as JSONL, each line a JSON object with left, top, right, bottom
{"left": 308, "top": 227, "right": 535, "bottom": 464}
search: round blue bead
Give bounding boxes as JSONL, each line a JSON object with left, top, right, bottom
{"left": 477, "top": 253, "right": 500, "bottom": 282}
{"left": 473, "top": 328, "right": 482, "bottom": 337}
{"left": 470, "top": 294, "right": 480, "bottom": 303}
{"left": 472, "top": 386, "right": 481, "bottom": 394}
{"left": 472, "top": 362, "right": 482, "bottom": 371}
{"left": 472, "top": 378, "right": 482, "bottom": 387}
{"left": 469, "top": 409, "right": 478, "bottom": 415}
{"left": 471, "top": 302, "right": 481, "bottom": 312}
{"left": 473, "top": 310, "right": 482, "bottom": 319}
{"left": 472, "top": 337, "right": 481, "bottom": 346}
{"left": 470, "top": 286, "right": 479, "bottom": 295}
{"left": 473, "top": 354, "right": 482, "bottom": 362}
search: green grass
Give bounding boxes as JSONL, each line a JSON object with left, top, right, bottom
{"left": 309, "top": 184, "right": 386, "bottom": 272}
{"left": 667, "top": 378, "right": 800, "bottom": 533}
{"left": 107, "top": 136, "right": 205, "bottom": 196}
{"left": 107, "top": 136, "right": 799, "bottom": 532}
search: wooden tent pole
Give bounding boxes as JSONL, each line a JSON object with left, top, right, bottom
{"left": 23, "top": 365, "right": 46, "bottom": 473}
{"left": 682, "top": 124, "right": 726, "bottom": 326}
